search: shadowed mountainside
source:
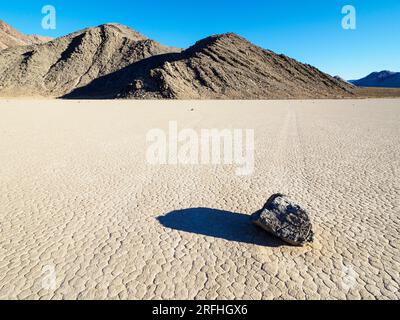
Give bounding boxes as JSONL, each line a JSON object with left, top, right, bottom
{"left": 65, "top": 33, "right": 355, "bottom": 99}
{"left": 0, "top": 23, "right": 354, "bottom": 99}
{"left": 350, "top": 71, "right": 400, "bottom": 88}
{"left": 0, "top": 23, "right": 180, "bottom": 97}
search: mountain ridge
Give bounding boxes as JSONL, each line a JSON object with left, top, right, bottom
{"left": 113, "top": 32, "right": 354, "bottom": 99}
{"left": 0, "top": 22, "right": 354, "bottom": 99}
{"left": 0, "top": 23, "right": 180, "bottom": 97}
{"left": 0, "top": 19, "right": 51, "bottom": 50}
{"left": 350, "top": 70, "right": 400, "bottom": 88}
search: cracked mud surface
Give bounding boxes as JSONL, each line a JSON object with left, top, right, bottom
{"left": 0, "top": 99, "right": 399, "bottom": 300}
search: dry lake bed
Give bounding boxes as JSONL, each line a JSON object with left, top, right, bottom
{"left": 0, "top": 99, "right": 399, "bottom": 300}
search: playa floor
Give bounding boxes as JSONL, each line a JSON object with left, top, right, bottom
{"left": 0, "top": 99, "right": 399, "bottom": 300}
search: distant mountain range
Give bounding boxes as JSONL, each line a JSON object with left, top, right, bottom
{"left": 0, "top": 19, "right": 51, "bottom": 50}
{"left": 0, "top": 20, "right": 354, "bottom": 99}
{"left": 350, "top": 71, "right": 400, "bottom": 88}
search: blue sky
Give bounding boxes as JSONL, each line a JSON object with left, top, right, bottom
{"left": 1, "top": 0, "right": 399, "bottom": 79}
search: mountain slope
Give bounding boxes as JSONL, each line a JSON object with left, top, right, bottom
{"left": 66, "top": 33, "right": 354, "bottom": 99}
{"left": 0, "top": 24, "right": 354, "bottom": 99}
{"left": 0, "top": 20, "right": 51, "bottom": 50}
{"left": 350, "top": 71, "right": 400, "bottom": 88}
{"left": 334, "top": 75, "right": 355, "bottom": 86}
{"left": 0, "top": 23, "right": 180, "bottom": 97}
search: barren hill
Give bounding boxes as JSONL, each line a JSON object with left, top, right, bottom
{"left": 129, "top": 33, "right": 355, "bottom": 99}
{"left": 66, "top": 33, "right": 355, "bottom": 99}
{"left": 0, "top": 20, "right": 51, "bottom": 50}
{"left": 0, "top": 24, "right": 354, "bottom": 99}
{"left": 0, "top": 23, "right": 180, "bottom": 97}
{"left": 350, "top": 71, "right": 400, "bottom": 88}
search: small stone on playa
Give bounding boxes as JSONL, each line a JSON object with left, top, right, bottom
{"left": 251, "top": 194, "right": 314, "bottom": 246}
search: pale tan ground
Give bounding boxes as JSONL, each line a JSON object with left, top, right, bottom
{"left": 0, "top": 99, "right": 399, "bottom": 300}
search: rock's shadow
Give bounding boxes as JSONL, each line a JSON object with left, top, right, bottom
{"left": 158, "top": 208, "right": 284, "bottom": 247}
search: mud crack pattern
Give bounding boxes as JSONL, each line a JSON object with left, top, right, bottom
{"left": 0, "top": 99, "right": 399, "bottom": 300}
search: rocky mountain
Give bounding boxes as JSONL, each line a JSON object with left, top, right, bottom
{"left": 350, "top": 71, "right": 400, "bottom": 88}
{"left": 0, "top": 23, "right": 354, "bottom": 99}
{"left": 0, "top": 23, "right": 180, "bottom": 97}
{"left": 65, "top": 33, "right": 354, "bottom": 99}
{"left": 334, "top": 75, "right": 355, "bottom": 86}
{"left": 0, "top": 20, "right": 51, "bottom": 50}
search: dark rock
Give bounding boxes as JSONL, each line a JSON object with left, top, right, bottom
{"left": 251, "top": 194, "right": 314, "bottom": 246}
{"left": 133, "top": 80, "right": 144, "bottom": 90}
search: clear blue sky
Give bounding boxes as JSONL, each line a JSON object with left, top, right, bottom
{"left": 1, "top": 0, "right": 399, "bottom": 79}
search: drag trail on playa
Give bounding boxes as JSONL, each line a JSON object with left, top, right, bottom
{"left": 0, "top": 99, "right": 399, "bottom": 300}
